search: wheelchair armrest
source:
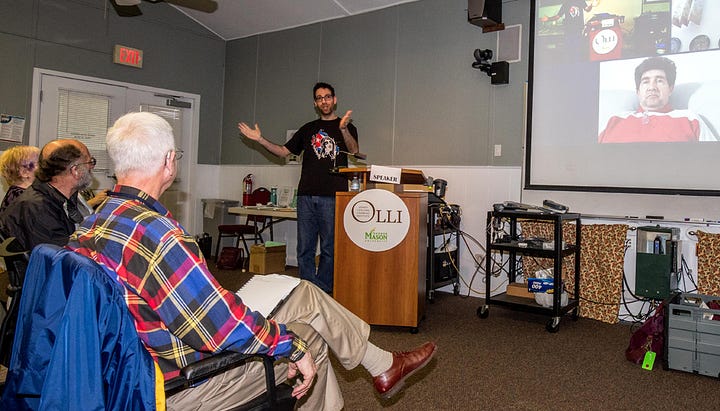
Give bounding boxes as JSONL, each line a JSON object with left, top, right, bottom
{"left": 165, "top": 351, "right": 256, "bottom": 394}
{"left": 183, "top": 351, "right": 256, "bottom": 381}
{"left": 164, "top": 351, "right": 295, "bottom": 410}
{"left": 163, "top": 351, "right": 296, "bottom": 411}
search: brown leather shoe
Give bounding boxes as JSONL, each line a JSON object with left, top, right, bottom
{"left": 373, "top": 342, "right": 437, "bottom": 398}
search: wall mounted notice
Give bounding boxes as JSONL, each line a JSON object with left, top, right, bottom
{"left": 343, "top": 189, "right": 410, "bottom": 252}
{"left": 0, "top": 114, "right": 25, "bottom": 142}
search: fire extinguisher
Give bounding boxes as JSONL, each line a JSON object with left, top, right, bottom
{"left": 242, "top": 174, "right": 253, "bottom": 205}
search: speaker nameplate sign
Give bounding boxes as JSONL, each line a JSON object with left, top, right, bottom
{"left": 369, "top": 165, "right": 401, "bottom": 184}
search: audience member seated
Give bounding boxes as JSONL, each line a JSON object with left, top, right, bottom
{"left": 0, "top": 145, "right": 40, "bottom": 213}
{"left": 67, "top": 112, "right": 437, "bottom": 410}
{"left": 0, "top": 139, "right": 95, "bottom": 251}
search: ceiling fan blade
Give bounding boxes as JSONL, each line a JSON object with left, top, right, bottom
{"left": 164, "top": 0, "right": 218, "bottom": 13}
{"left": 109, "top": 0, "right": 142, "bottom": 17}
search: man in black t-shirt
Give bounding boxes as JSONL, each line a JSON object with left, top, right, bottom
{"left": 238, "top": 82, "right": 359, "bottom": 293}
{"left": 540, "top": 0, "right": 595, "bottom": 62}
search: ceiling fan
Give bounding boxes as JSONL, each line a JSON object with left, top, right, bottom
{"left": 109, "top": 0, "right": 218, "bottom": 17}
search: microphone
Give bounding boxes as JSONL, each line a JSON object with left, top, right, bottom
{"left": 340, "top": 150, "right": 367, "bottom": 160}
{"left": 331, "top": 151, "right": 368, "bottom": 174}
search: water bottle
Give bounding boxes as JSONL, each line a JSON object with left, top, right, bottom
{"left": 350, "top": 176, "right": 361, "bottom": 192}
{"left": 290, "top": 189, "right": 298, "bottom": 208}
{"left": 270, "top": 187, "right": 278, "bottom": 206}
{"left": 653, "top": 236, "right": 662, "bottom": 254}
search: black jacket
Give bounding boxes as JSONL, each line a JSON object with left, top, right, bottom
{"left": 0, "top": 180, "right": 82, "bottom": 251}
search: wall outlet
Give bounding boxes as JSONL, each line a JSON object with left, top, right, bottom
{"left": 494, "top": 144, "right": 502, "bottom": 157}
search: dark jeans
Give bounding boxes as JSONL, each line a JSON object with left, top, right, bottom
{"left": 296, "top": 195, "right": 335, "bottom": 293}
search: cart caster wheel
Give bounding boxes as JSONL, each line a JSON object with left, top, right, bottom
{"left": 453, "top": 283, "right": 460, "bottom": 296}
{"left": 546, "top": 318, "right": 560, "bottom": 333}
{"left": 477, "top": 305, "right": 489, "bottom": 319}
{"left": 410, "top": 327, "right": 419, "bottom": 334}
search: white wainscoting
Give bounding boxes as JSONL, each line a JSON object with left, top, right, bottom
{"left": 192, "top": 164, "right": 522, "bottom": 296}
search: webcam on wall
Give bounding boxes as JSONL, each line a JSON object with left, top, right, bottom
{"left": 472, "top": 48, "right": 509, "bottom": 85}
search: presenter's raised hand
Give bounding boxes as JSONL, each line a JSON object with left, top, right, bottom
{"left": 238, "top": 122, "right": 262, "bottom": 141}
{"left": 339, "top": 110, "right": 353, "bottom": 130}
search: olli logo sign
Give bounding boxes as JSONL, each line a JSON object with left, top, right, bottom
{"left": 343, "top": 189, "right": 410, "bottom": 252}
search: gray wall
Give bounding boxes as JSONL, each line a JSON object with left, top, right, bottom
{"left": 0, "top": 0, "right": 225, "bottom": 163}
{"left": 223, "top": 0, "right": 530, "bottom": 167}
{"left": 1, "top": 0, "right": 530, "bottom": 167}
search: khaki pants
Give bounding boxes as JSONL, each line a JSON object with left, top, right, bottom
{"left": 166, "top": 281, "right": 371, "bottom": 411}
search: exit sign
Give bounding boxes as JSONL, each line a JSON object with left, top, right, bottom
{"left": 113, "top": 45, "right": 143, "bottom": 68}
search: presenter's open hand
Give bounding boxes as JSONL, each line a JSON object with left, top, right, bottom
{"left": 238, "top": 122, "right": 262, "bottom": 141}
{"left": 339, "top": 110, "right": 353, "bottom": 130}
{"left": 288, "top": 352, "right": 317, "bottom": 399}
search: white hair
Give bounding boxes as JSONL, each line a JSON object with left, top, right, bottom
{"left": 106, "top": 112, "right": 175, "bottom": 177}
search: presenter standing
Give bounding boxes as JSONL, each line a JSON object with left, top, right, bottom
{"left": 540, "top": 0, "right": 596, "bottom": 62}
{"left": 238, "top": 82, "right": 359, "bottom": 293}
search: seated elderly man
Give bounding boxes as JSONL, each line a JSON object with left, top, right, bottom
{"left": 66, "top": 112, "right": 437, "bottom": 410}
{"left": 0, "top": 139, "right": 95, "bottom": 251}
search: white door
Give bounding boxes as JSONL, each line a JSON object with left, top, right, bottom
{"left": 30, "top": 69, "right": 198, "bottom": 233}
{"left": 126, "top": 90, "right": 193, "bottom": 226}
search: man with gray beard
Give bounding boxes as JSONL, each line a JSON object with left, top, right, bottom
{"left": 0, "top": 139, "right": 95, "bottom": 251}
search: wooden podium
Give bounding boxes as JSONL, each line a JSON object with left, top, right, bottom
{"left": 333, "top": 177, "right": 428, "bottom": 330}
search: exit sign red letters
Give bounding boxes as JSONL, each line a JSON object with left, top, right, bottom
{"left": 113, "top": 45, "right": 143, "bottom": 68}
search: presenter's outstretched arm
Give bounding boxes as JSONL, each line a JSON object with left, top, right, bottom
{"left": 238, "top": 122, "right": 291, "bottom": 158}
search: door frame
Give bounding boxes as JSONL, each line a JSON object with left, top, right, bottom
{"left": 28, "top": 68, "right": 201, "bottom": 234}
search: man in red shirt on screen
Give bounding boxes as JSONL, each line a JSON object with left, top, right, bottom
{"left": 599, "top": 56, "right": 716, "bottom": 143}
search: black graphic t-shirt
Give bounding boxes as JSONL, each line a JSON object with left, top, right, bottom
{"left": 285, "top": 118, "right": 359, "bottom": 196}
{"left": 558, "top": 0, "right": 588, "bottom": 35}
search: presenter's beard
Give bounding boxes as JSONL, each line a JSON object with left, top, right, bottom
{"left": 318, "top": 102, "right": 333, "bottom": 116}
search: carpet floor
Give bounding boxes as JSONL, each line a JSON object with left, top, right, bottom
{"left": 212, "top": 265, "right": 720, "bottom": 410}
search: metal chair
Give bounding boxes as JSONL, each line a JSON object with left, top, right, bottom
{"left": 215, "top": 188, "right": 272, "bottom": 266}
{"left": 0, "top": 237, "right": 29, "bottom": 368}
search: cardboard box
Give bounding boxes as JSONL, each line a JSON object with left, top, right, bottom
{"left": 506, "top": 282, "right": 534, "bottom": 299}
{"left": 249, "top": 242, "right": 286, "bottom": 274}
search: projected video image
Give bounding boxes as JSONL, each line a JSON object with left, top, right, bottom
{"left": 536, "top": 0, "right": 673, "bottom": 64}
{"left": 529, "top": 0, "right": 720, "bottom": 193}
{"left": 671, "top": 0, "right": 719, "bottom": 53}
{"left": 597, "top": 51, "right": 720, "bottom": 143}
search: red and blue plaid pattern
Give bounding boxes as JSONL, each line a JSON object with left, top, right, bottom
{"left": 67, "top": 185, "right": 305, "bottom": 380}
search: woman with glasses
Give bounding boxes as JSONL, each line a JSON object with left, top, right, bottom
{"left": 0, "top": 145, "right": 41, "bottom": 213}
{"left": 0, "top": 139, "right": 95, "bottom": 251}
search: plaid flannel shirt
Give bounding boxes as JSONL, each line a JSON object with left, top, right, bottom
{"left": 67, "top": 185, "right": 306, "bottom": 380}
